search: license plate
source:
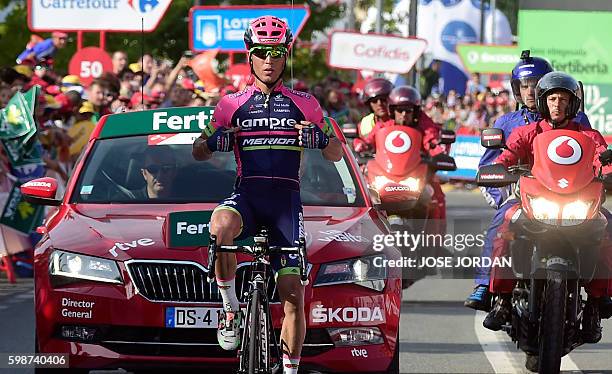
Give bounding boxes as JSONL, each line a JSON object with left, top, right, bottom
{"left": 165, "top": 307, "right": 222, "bottom": 328}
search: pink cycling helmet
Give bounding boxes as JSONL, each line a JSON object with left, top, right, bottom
{"left": 244, "top": 16, "right": 293, "bottom": 49}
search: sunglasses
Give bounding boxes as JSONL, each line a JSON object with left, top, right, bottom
{"left": 369, "top": 96, "right": 388, "bottom": 104}
{"left": 394, "top": 106, "right": 415, "bottom": 113}
{"left": 249, "top": 46, "right": 288, "bottom": 60}
{"left": 144, "top": 164, "right": 176, "bottom": 175}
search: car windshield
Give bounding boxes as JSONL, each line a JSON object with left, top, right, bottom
{"left": 70, "top": 135, "right": 365, "bottom": 206}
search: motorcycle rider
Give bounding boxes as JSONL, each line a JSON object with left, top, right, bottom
{"left": 483, "top": 71, "right": 612, "bottom": 344}
{"left": 464, "top": 51, "right": 592, "bottom": 311}
{"left": 356, "top": 78, "right": 394, "bottom": 140}
{"left": 354, "top": 86, "right": 447, "bottom": 230}
{"left": 192, "top": 16, "right": 342, "bottom": 374}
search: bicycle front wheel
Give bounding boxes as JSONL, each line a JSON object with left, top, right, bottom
{"left": 247, "top": 289, "right": 261, "bottom": 374}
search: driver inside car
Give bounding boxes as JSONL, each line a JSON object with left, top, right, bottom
{"left": 485, "top": 72, "right": 612, "bottom": 344}
{"left": 133, "top": 146, "right": 177, "bottom": 199}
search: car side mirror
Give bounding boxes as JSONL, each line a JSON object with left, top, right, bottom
{"left": 342, "top": 122, "right": 358, "bottom": 139}
{"left": 476, "top": 164, "right": 518, "bottom": 187}
{"left": 20, "top": 177, "right": 62, "bottom": 206}
{"left": 439, "top": 130, "right": 456, "bottom": 145}
{"left": 481, "top": 128, "right": 505, "bottom": 149}
{"left": 431, "top": 154, "right": 457, "bottom": 171}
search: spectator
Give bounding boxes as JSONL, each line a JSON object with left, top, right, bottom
{"left": 112, "top": 51, "right": 128, "bottom": 76}
{"left": 16, "top": 32, "right": 68, "bottom": 66}
{"left": 420, "top": 60, "right": 441, "bottom": 98}
{"left": 84, "top": 79, "right": 109, "bottom": 123}
{"left": 0, "top": 83, "right": 11, "bottom": 108}
{"left": 466, "top": 72, "right": 485, "bottom": 96}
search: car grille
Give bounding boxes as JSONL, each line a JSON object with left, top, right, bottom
{"left": 126, "top": 261, "right": 279, "bottom": 303}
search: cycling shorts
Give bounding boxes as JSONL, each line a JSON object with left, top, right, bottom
{"left": 214, "top": 179, "right": 304, "bottom": 276}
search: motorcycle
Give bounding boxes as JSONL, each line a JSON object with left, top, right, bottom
{"left": 365, "top": 125, "right": 456, "bottom": 229}
{"left": 477, "top": 127, "right": 612, "bottom": 373}
{"left": 363, "top": 125, "right": 456, "bottom": 287}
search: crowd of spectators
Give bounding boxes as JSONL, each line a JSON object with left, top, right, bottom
{"left": 0, "top": 46, "right": 516, "bottom": 192}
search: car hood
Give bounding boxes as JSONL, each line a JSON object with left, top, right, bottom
{"left": 47, "top": 204, "right": 385, "bottom": 264}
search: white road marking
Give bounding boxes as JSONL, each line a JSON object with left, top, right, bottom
{"left": 474, "top": 311, "right": 583, "bottom": 373}
{"left": 474, "top": 311, "right": 522, "bottom": 373}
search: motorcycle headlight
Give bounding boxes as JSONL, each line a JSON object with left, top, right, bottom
{"left": 314, "top": 255, "right": 387, "bottom": 291}
{"left": 373, "top": 176, "right": 393, "bottom": 191}
{"left": 561, "top": 200, "right": 592, "bottom": 226}
{"left": 400, "top": 177, "right": 420, "bottom": 192}
{"left": 50, "top": 250, "right": 123, "bottom": 284}
{"left": 528, "top": 197, "right": 560, "bottom": 225}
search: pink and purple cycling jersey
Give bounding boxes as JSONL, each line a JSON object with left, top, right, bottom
{"left": 205, "top": 84, "right": 326, "bottom": 190}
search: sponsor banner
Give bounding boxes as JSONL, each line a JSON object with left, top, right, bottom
{"left": 438, "top": 135, "right": 485, "bottom": 180}
{"left": 519, "top": 10, "right": 612, "bottom": 135}
{"left": 328, "top": 31, "right": 427, "bottom": 74}
{"left": 98, "top": 107, "right": 215, "bottom": 139}
{"left": 27, "top": 0, "right": 172, "bottom": 32}
{"left": 189, "top": 5, "right": 310, "bottom": 52}
{"left": 0, "top": 183, "right": 44, "bottom": 234}
{"left": 456, "top": 43, "right": 519, "bottom": 74}
{"left": 147, "top": 133, "right": 200, "bottom": 146}
{"left": 519, "top": 10, "right": 612, "bottom": 85}
{"left": 166, "top": 210, "right": 253, "bottom": 248}
{"left": 583, "top": 83, "right": 612, "bottom": 137}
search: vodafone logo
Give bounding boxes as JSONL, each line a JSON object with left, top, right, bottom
{"left": 547, "top": 136, "right": 582, "bottom": 165}
{"left": 385, "top": 131, "right": 411, "bottom": 154}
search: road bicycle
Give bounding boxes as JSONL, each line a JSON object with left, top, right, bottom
{"left": 207, "top": 228, "right": 309, "bottom": 374}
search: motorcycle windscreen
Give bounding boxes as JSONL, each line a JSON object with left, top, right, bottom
{"left": 374, "top": 126, "right": 423, "bottom": 177}
{"left": 532, "top": 129, "right": 596, "bottom": 194}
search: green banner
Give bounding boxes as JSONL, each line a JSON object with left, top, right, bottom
{"left": 0, "top": 86, "right": 38, "bottom": 139}
{"left": 456, "top": 44, "right": 519, "bottom": 74}
{"left": 100, "top": 106, "right": 215, "bottom": 139}
{"left": 519, "top": 10, "right": 612, "bottom": 135}
{"left": 0, "top": 183, "right": 44, "bottom": 234}
{"left": 167, "top": 210, "right": 254, "bottom": 248}
{"left": 167, "top": 210, "right": 213, "bottom": 248}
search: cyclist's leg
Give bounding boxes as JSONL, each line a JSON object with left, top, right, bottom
{"left": 212, "top": 191, "right": 255, "bottom": 350}
{"left": 265, "top": 188, "right": 305, "bottom": 373}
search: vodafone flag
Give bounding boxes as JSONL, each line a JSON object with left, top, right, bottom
{"left": 328, "top": 31, "right": 427, "bottom": 74}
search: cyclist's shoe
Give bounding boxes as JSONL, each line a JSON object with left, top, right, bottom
{"left": 582, "top": 298, "right": 602, "bottom": 344}
{"left": 217, "top": 310, "right": 242, "bottom": 350}
{"left": 464, "top": 285, "right": 491, "bottom": 311}
{"left": 600, "top": 296, "right": 612, "bottom": 319}
{"left": 483, "top": 295, "right": 511, "bottom": 331}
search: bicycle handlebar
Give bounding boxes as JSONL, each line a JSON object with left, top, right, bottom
{"left": 206, "top": 234, "right": 309, "bottom": 286}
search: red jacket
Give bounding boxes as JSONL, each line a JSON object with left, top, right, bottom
{"left": 362, "top": 112, "right": 445, "bottom": 156}
{"left": 496, "top": 119, "right": 612, "bottom": 174}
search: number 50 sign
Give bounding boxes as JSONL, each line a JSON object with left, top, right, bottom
{"left": 68, "top": 47, "right": 114, "bottom": 86}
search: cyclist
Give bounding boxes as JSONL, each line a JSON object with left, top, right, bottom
{"left": 192, "top": 16, "right": 342, "bottom": 374}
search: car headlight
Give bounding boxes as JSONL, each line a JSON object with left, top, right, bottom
{"left": 400, "top": 177, "right": 420, "bottom": 192}
{"left": 373, "top": 176, "right": 394, "bottom": 191}
{"left": 314, "top": 255, "right": 387, "bottom": 291}
{"left": 50, "top": 250, "right": 123, "bottom": 284}
{"left": 561, "top": 200, "right": 592, "bottom": 226}
{"left": 528, "top": 197, "right": 560, "bottom": 225}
